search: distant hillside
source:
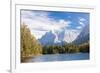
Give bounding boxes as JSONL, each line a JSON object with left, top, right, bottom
{"left": 73, "top": 24, "right": 89, "bottom": 44}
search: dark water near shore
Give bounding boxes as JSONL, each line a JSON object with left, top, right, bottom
{"left": 22, "top": 53, "right": 89, "bottom": 63}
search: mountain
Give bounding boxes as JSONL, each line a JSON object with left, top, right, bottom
{"left": 38, "top": 31, "right": 56, "bottom": 45}
{"left": 73, "top": 24, "right": 89, "bottom": 44}
{"left": 53, "top": 30, "right": 65, "bottom": 43}
{"left": 38, "top": 29, "right": 79, "bottom": 45}
{"left": 63, "top": 30, "right": 79, "bottom": 43}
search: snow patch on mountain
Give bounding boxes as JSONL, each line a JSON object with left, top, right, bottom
{"left": 39, "top": 29, "right": 80, "bottom": 45}
{"left": 63, "top": 30, "right": 80, "bottom": 43}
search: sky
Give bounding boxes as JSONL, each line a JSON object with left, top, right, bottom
{"left": 21, "top": 10, "right": 89, "bottom": 39}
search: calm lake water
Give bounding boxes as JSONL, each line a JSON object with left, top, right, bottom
{"left": 22, "top": 53, "right": 89, "bottom": 63}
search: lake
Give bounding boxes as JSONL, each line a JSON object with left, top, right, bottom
{"left": 22, "top": 53, "right": 89, "bottom": 63}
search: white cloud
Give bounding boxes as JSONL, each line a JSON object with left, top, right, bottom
{"left": 78, "top": 17, "right": 86, "bottom": 27}
{"left": 21, "top": 10, "right": 49, "bottom": 19}
{"left": 79, "top": 21, "right": 85, "bottom": 26}
{"left": 76, "top": 26, "right": 82, "bottom": 29}
{"left": 21, "top": 10, "right": 71, "bottom": 39}
{"left": 31, "top": 30, "right": 46, "bottom": 39}
{"left": 79, "top": 17, "right": 86, "bottom": 22}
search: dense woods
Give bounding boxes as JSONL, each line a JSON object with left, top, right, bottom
{"left": 79, "top": 42, "right": 89, "bottom": 53}
{"left": 42, "top": 43, "right": 89, "bottom": 54}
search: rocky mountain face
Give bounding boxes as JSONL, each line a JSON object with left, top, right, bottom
{"left": 39, "top": 24, "right": 89, "bottom": 45}
{"left": 73, "top": 24, "right": 89, "bottom": 44}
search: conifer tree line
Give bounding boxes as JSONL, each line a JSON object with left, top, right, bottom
{"left": 42, "top": 43, "right": 89, "bottom": 54}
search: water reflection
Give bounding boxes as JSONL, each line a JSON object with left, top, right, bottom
{"left": 22, "top": 53, "right": 89, "bottom": 63}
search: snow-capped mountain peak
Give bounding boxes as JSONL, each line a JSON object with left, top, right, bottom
{"left": 63, "top": 30, "right": 80, "bottom": 43}
{"left": 38, "top": 29, "right": 80, "bottom": 45}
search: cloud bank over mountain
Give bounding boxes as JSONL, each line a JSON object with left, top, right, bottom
{"left": 21, "top": 10, "right": 89, "bottom": 44}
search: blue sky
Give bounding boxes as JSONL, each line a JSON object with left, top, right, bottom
{"left": 21, "top": 10, "right": 89, "bottom": 39}
{"left": 48, "top": 11, "right": 89, "bottom": 30}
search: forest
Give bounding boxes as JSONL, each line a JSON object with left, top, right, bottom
{"left": 42, "top": 43, "right": 89, "bottom": 54}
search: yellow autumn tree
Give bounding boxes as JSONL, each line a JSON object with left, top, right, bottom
{"left": 21, "top": 23, "right": 42, "bottom": 58}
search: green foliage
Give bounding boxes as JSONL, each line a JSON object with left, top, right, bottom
{"left": 21, "top": 23, "right": 42, "bottom": 58}
{"left": 62, "top": 44, "right": 79, "bottom": 53}
{"left": 42, "top": 42, "right": 89, "bottom": 54}
{"left": 42, "top": 44, "right": 80, "bottom": 54}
